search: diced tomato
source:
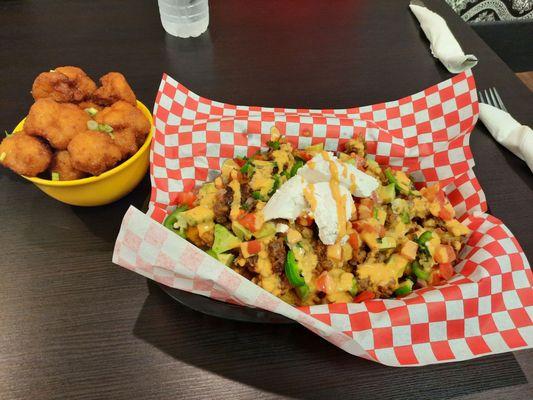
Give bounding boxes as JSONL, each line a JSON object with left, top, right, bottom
{"left": 421, "top": 184, "right": 440, "bottom": 202}
{"left": 353, "top": 221, "right": 373, "bottom": 234}
{"left": 246, "top": 240, "right": 262, "bottom": 255}
{"left": 360, "top": 198, "right": 374, "bottom": 208}
{"left": 354, "top": 290, "right": 375, "bottom": 303}
{"left": 438, "top": 263, "right": 455, "bottom": 280}
{"left": 400, "top": 240, "right": 418, "bottom": 261}
{"left": 435, "top": 190, "right": 444, "bottom": 204}
{"left": 233, "top": 158, "right": 246, "bottom": 167}
{"left": 351, "top": 206, "right": 358, "bottom": 221}
{"left": 254, "top": 154, "right": 266, "bottom": 160}
{"left": 439, "top": 205, "right": 454, "bottom": 221}
{"left": 357, "top": 198, "right": 374, "bottom": 220}
{"left": 236, "top": 171, "right": 246, "bottom": 183}
{"left": 294, "top": 149, "right": 312, "bottom": 161}
{"left": 370, "top": 191, "right": 380, "bottom": 205}
{"left": 357, "top": 206, "right": 372, "bottom": 220}
{"left": 175, "top": 192, "right": 196, "bottom": 207}
{"left": 434, "top": 245, "right": 457, "bottom": 263}
{"left": 238, "top": 212, "right": 257, "bottom": 232}
{"left": 296, "top": 215, "right": 314, "bottom": 226}
{"left": 316, "top": 271, "right": 333, "bottom": 293}
{"left": 348, "top": 232, "right": 360, "bottom": 251}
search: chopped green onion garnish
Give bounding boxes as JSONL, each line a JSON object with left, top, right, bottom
{"left": 0, "top": 152, "right": 6, "bottom": 162}
{"left": 252, "top": 191, "right": 267, "bottom": 201}
{"left": 269, "top": 174, "right": 281, "bottom": 195}
{"left": 87, "top": 120, "right": 98, "bottom": 131}
{"left": 51, "top": 172, "right": 60, "bottom": 181}
{"left": 267, "top": 140, "right": 280, "bottom": 150}
{"left": 98, "top": 124, "right": 113, "bottom": 134}
{"left": 240, "top": 159, "right": 254, "bottom": 177}
{"left": 84, "top": 107, "right": 98, "bottom": 116}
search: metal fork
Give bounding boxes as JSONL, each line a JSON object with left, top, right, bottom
{"left": 477, "top": 87, "right": 507, "bottom": 112}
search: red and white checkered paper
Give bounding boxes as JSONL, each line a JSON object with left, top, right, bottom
{"left": 113, "top": 70, "right": 533, "bottom": 366}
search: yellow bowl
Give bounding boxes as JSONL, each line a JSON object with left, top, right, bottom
{"left": 13, "top": 100, "right": 154, "bottom": 207}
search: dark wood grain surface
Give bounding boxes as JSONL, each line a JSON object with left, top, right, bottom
{"left": 0, "top": 1, "right": 531, "bottom": 399}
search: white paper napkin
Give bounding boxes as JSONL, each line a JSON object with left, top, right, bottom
{"left": 409, "top": 0, "right": 478, "bottom": 73}
{"left": 479, "top": 103, "right": 533, "bottom": 172}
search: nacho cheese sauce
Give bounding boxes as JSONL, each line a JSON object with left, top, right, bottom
{"left": 166, "top": 131, "right": 471, "bottom": 306}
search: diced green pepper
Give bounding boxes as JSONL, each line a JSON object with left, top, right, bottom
{"left": 377, "top": 236, "right": 397, "bottom": 250}
{"left": 267, "top": 140, "right": 280, "bottom": 150}
{"left": 416, "top": 231, "right": 432, "bottom": 255}
{"left": 252, "top": 191, "right": 267, "bottom": 201}
{"left": 373, "top": 206, "right": 379, "bottom": 220}
{"left": 412, "top": 260, "right": 430, "bottom": 281}
{"left": 401, "top": 210, "right": 410, "bottom": 224}
{"left": 349, "top": 278, "right": 359, "bottom": 296}
{"left": 296, "top": 284, "right": 310, "bottom": 300}
{"left": 163, "top": 205, "right": 189, "bottom": 238}
{"left": 385, "top": 169, "right": 411, "bottom": 194}
{"left": 285, "top": 250, "right": 305, "bottom": 287}
{"left": 240, "top": 159, "right": 254, "bottom": 176}
{"left": 289, "top": 159, "right": 304, "bottom": 178}
{"left": 394, "top": 279, "right": 414, "bottom": 296}
{"left": 269, "top": 174, "right": 281, "bottom": 195}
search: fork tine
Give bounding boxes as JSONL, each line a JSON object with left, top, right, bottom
{"left": 488, "top": 88, "right": 500, "bottom": 109}
{"left": 482, "top": 90, "right": 490, "bottom": 105}
{"left": 491, "top": 87, "right": 508, "bottom": 112}
{"left": 477, "top": 90, "right": 485, "bottom": 104}
{"left": 483, "top": 89, "right": 496, "bottom": 107}
{"left": 481, "top": 90, "right": 489, "bottom": 105}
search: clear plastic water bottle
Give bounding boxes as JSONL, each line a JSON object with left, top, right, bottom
{"left": 158, "top": 0, "right": 209, "bottom": 38}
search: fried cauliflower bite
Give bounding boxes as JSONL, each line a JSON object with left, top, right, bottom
{"left": 92, "top": 72, "right": 136, "bottom": 106}
{"left": 67, "top": 131, "right": 122, "bottom": 175}
{"left": 111, "top": 129, "right": 139, "bottom": 158}
{"left": 0, "top": 132, "right": 52, "bottom": 177}
{"left": 32, "top": 66, "right": 96, "bottom": 103}
{"left": 25, "top": 98, "right": 90, "bottom": 150}
{"left": 49, "top": 150, "right": 87, "bottom": 181}
{"left": 94, "top": 100, "right": 151, "bottom": 156}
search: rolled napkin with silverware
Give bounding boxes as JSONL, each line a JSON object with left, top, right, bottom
{"left": 479, "top": 103, "right": 533, "bottom": 173}
{"left": 409, "top": 0, "right": 478, "bottom": 73}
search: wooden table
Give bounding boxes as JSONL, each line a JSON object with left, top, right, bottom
{"left": 1, "top": 1, "right": 531, "bottom": 399}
